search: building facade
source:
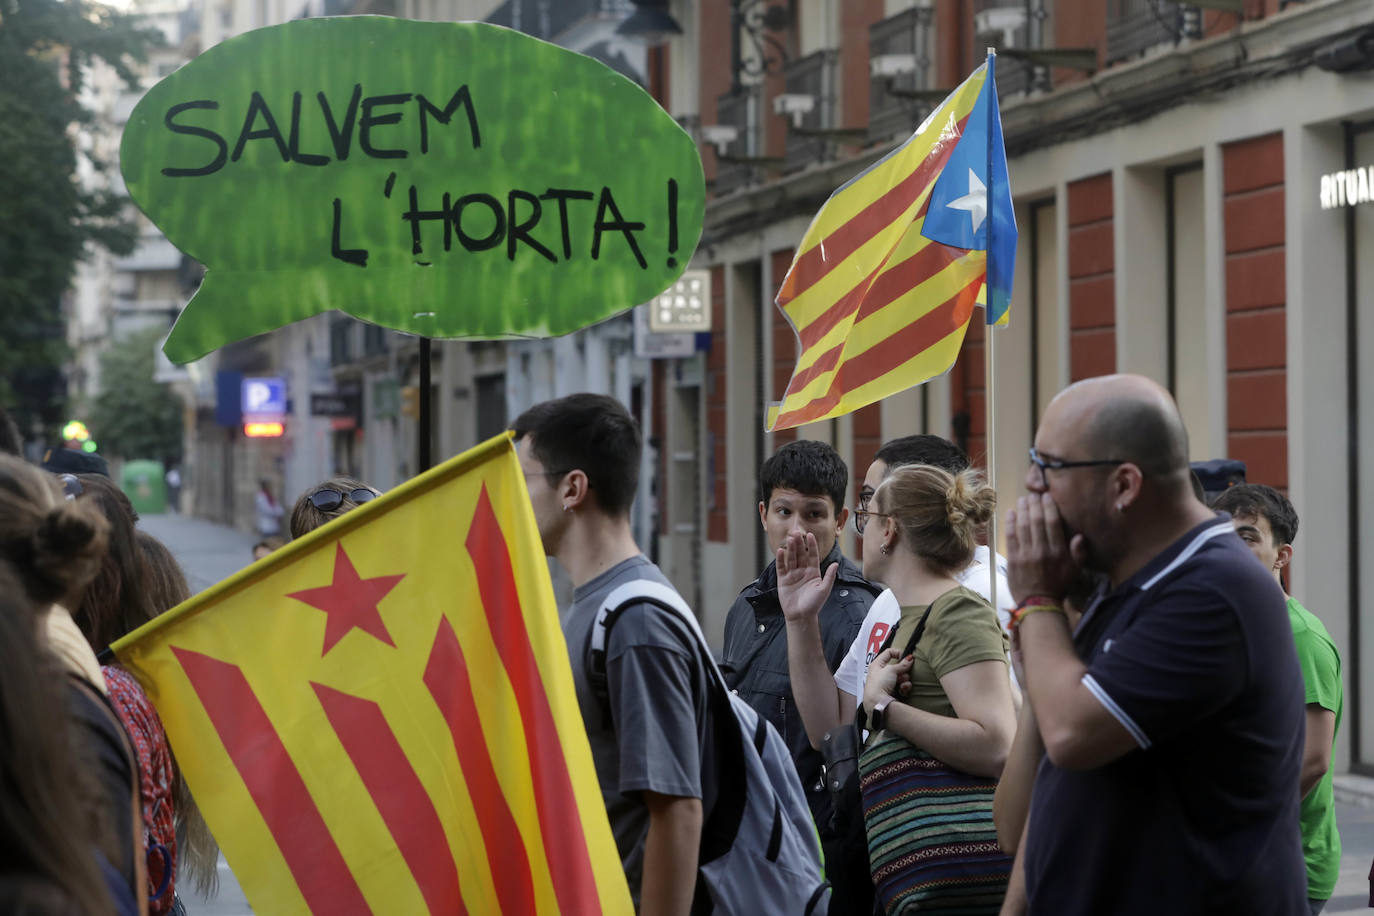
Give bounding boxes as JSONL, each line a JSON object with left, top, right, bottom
{"left": 645, "top": 0, "right": 1374, "bottom": 772}
{"left": 97, "top": 0, "right": 1374, "bottom": 770}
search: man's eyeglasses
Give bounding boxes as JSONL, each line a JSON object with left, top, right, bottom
{"left": 309, "top": 487, "right": 378, "bottom": 512}
{"left": 59, "top": 474, "right": 83, "bottom": 501}
{"left": 853, "top": 507, "right": 889, "bottom": 535}
{"left": 1027, "top": 447, "right": 1126, "bottom": 489}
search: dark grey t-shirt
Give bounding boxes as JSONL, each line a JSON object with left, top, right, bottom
{"left": 565, "top": 555, "right": 717, "bottom": 902}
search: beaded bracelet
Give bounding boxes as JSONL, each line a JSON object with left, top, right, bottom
{"left": 1009, "top": 601, "right": 1067, "bottom": 631}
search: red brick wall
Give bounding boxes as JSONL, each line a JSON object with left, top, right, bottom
{"left": 840, "top": 0, "right": 885, "bottom": 128}
{"left": 1053, "top": 1, "right": 1105, "bottom": 88}
{"left": 936, "top": 0, "right": 972, "bottom": 89}
{"left": 1067, "top": 173, "right": 1116, "bottom": 381}
{"left": 763, "top": 41, "right": 790, "bottom": 161}
{"left": 1223, "top": 132, "right": 1287, "bottom": 489}
{"left": 770, "top": 248, "right": 798, "bottom": 445}
{"left": 706, "top": 266, "right": 729, "bottom": 541}
{"left": 853, "top": 401, "right": 882, "bottom": 495}
{"left": 648, "top": 44, "right": 669, "bottom": 108}
{"left": 698, "top": 0, "right": 731, "bottom": 186}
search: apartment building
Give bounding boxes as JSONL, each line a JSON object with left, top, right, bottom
{"left": 637, "top": 0, "right": 1374, "bottom": 771}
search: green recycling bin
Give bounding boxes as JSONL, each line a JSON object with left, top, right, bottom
{"left": 121, "top": 459, "right": 167, "bottom": 516}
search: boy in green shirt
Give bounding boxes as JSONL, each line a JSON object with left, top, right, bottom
{"left": 1214, "top": 484, "right": 1343, "bottom": 914}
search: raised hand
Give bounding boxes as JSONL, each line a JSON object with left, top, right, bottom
{"left": 776, "top": 530, "right": 837, "bottom": 624}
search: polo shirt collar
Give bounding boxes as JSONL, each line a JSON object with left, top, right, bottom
{"left": 1127, "top": 514, "right": 1234, "bottom": 592}
{"left": 1073, "top": 514, "right": 1233, "bottom": 635}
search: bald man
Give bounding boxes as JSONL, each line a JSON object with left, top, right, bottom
{"left": 1004, "top": 375, "right": 1306, "bottom": 915}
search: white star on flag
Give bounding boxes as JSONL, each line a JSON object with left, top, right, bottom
{"left": 947, "top": 168, "right": 988, "bottom": 235}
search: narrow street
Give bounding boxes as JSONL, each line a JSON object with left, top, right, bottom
{"left": 139, "top": 513, "right": 256, "bottom": 916}
{"left": 139, "top": 511, "right": 1374, "bottom": 914}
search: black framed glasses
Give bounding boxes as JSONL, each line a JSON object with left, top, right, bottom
{"left": 853, "top": 508, "right": 889, "bottom": 535}
{"left": 309, "top": 487, "right": 378, "bottom": 512}
{"left": 1028, "top": 447, "right": 1126, "bottom": 489}
{"left": 59, "top": 473, "right": 83, "bottom": 501}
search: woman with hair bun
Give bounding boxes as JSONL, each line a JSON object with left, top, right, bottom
{"left": 779, "top": 464, "right": 1016, "bottom": 914}
{"left": 0, "top": 454, "right": 145, "bottom": 913}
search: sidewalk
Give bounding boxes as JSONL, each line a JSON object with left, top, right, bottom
{"left": 1339, "top": 774, "right": 1374, "bottom": 810}
{"left": 139, "top": 512, "right": 260, "bottom": 593}
{"left": 136, "top": 512, "right": 257, "bottom": 915}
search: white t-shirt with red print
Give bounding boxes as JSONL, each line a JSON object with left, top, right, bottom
{"left": 833, "top": 545, "right": 1014, "bottom": 702}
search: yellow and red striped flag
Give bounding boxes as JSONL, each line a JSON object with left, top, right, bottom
{"left": 112, "top": 434, "right": 633, "bottom": 915}
{"left": 767, "top": 58, "right": 1015, "bottom": 431}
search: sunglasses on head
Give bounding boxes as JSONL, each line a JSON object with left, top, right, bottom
{"left": 308, "top": 487, "right": 377, "bottom": 512}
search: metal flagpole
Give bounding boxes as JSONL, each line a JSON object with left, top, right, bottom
{"left": 418, "top": 336, "right": 432, "bottom": 473}
{"left": 983, "top": 47, "right": 999, "bottom": 613}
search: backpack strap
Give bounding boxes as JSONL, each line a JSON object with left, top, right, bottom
{"left": 588, "top": 579, "right": 724, "bottom": 729}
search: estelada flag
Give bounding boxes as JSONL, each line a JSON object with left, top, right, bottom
{"left": 767, "top": 53, "right": 1018, "bottom": 431}
{"left": 112, "top": 433, "right": 633, "bottom": 915}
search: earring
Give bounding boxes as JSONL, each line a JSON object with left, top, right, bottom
{"left": 1115, "top": 504, "right": 1124, "bottom": 513}
{"left": 562, "top": 504, "right": 570, "bottom": 512}
{"left": 880, "top": 545, "right": 890, "bottom": 555}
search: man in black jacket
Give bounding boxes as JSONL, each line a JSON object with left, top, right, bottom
{"left": 721, "top": 440, "right": 879, "bottom": 904}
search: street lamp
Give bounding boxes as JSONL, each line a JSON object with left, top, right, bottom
{"left": 616, "top": 0, "right": 683, "bottom": 46}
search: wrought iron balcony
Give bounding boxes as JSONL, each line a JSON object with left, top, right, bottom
{"left": 712, "top": 88, "right": 762, "bottom": 195}
{"left": 1106, "top": 0, "right": 1197, "bottom": 66}
{"left": 780, "top": 50, "right": 839, "bottom": 172}
{"left": 868, "top": 6, "right": 936, "bottom": 145}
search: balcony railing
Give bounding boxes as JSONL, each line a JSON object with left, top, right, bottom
{"left": 995, "top": 56, "right": 1034, "bottom": 97}
{"left": 868, "top": 6, "right": 935, "bottom": 145}
{"left": 973, "top": 0, "right": 1047, "bottom": 96}
{"left": 779, "top": 50, "right": 839, "bottom": 172}
{"left": 1106, "top": 0, "right": 1188, "bottom": 66}
{"left": 713, "top": 88, "right": 759, "bottom": 195}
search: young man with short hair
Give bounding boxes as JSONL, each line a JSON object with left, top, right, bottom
{"left": 1213, "top": 483, "right": 1342, "bottom": 916}
{"left": 512, "top": 393, "right": 712, "bottom": 915}
{"left": 720, "top": 441, "right": 879, "bottom": 868}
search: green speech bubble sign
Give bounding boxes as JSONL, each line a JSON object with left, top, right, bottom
{"left": 120, "top": 17, "right": 705, "bottom": 364}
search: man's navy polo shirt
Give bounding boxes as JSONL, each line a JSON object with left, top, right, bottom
{"left": 1025, "top": 516, "right": 1308, "bottom": 915}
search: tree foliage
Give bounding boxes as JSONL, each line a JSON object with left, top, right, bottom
{"left": 89, "top": 326, "right": 182, "bottom": 462}
{"left": 0, "top": 0, "right": 160, "bottom": 440}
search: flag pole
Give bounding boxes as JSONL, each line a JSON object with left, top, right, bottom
{"left": 418, "top": 336, "right": 432, "bottom": 473}
{"left": 983, "top": 47, "right": 999, "bottom": 612}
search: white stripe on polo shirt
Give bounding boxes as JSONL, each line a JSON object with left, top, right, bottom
{"left": 1082, "top": 673, "right": 1150, "bottom": 749}
{"left": 1139, "top": 521, "right": 1234, "bottom": 591}
{"left": 1078, "top": 520, "right": 1233, "bottom": 750}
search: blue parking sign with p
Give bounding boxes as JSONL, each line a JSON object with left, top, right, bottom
{"left": 242, "top": 377, "right": 286, "bottom": 420}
